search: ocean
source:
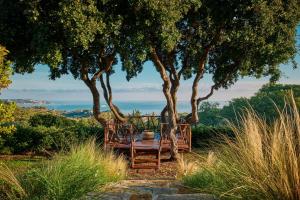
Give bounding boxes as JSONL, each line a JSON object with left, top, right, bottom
{"left": 34, "top": 101, "right": 192, "bottom": 114}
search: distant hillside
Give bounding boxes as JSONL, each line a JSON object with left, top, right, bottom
{"left": 1, "top": 98, "right": 50, "bottom": 104}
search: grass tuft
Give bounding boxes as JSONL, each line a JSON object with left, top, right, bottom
{"left": 0, "top": 163, "right": 25, "bottom": 199}
{"left": 21, "top": 138, "right": 127, "bottom": 200}
{"left": 183, "top": 94, "right": 300, "bottom": 200}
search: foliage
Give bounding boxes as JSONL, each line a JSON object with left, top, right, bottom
{"left": 183, "top": 94, "right": 300, "bottom": 199}
{"left": 221, "top": 84, "right": 300, "bottom": 124}
{"left": 0, "top": 112, "right": 103, "bottom": 154}
{"left": 13, "top": 107, "right": 59, "bottom": 125}
{"left": 194, "top": 84, "right": 300, "bottom": 126}
{"left": 192, "top": 125, "right": 233, "bottom": 148}
{"left": 198, "top": 102, "right": 223, "bottom": 126}
{"left": 0, "top": 45, "right": 16, "bottom": 143}
{"left": 21, "top": 139, "right": 127, "bottom": 200}
{"left": 0, "top": 45, "right": 12, "bottom": 89}
{"left": 28, "top": 113, "right": 77, "bottom": 128}
{"left": 0, "top": 102, "right": 16, "bottom": 135}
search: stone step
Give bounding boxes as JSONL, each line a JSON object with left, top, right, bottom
{"left": 130, "top": 186, "right": 178, "bottom": 195}
{"left": 88, "top": 192, "right": 216, "bottom": 200}
{"left": 155, "top": 193, "right": 216, "bottom": 200}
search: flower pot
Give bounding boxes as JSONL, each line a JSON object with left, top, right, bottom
{"left": 142, "top": 130, "right": 155, "bottom": 140}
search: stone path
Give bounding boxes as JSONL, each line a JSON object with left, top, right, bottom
{"left": 85, "top": 180, "right": 216, "bottom": 200}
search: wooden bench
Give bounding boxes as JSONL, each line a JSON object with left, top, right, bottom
{"left": 130, "top": 139, "right": 162, "bottom": 170}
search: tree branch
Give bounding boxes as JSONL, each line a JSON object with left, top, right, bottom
{"left": 197, "top": 84, "right": 216, "bottom": 105}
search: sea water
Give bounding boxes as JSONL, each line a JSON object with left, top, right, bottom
{"left": 43, "top": 101, "right": 191, "bottom": 115}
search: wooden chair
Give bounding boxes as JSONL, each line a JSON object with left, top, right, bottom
{"left": 160, "top": 123, "right": 172, "bottom": 153}
{"left": 159, "top": 123, "right": 192, "bottom": 152}
{"left": 177, "top": 124, "right": 192, "bottom": 152}
{"left": 104, "top": 121, "right": 116, "bottom": 150}
{"left": 104, "top": 122, "right": 132, "bottom": 150}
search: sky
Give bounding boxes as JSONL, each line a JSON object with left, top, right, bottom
{"left": 1, "top": 29, "right": 300, "bottom": 103}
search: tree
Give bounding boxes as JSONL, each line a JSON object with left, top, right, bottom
{"left": 182, "top": 0, "right": 300, "bottom": 123}
{"left": 0, "top": 45, "right": 16, "bottom": 135}
{"left": 118, "top": 0, "right": 200, "bottom": 159}
{"left": 0, "top": 0, "right": 129, "bottom": 127}
{"left": 120, "top": 0, "right": 300, "bottom": 158}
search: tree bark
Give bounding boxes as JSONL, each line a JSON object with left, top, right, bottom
{"left": 100, "top": 72, "right": 127, "bottom": 122}
{"left": 160, "top": 106, "right": 168, "bottom": 123}
{"left": 151, "top": 47, "right": 178, "bottom": 160}
{"left": 160, "top": 54, "right": 180, "bottom": 123}
{"left": 161, "top": 81, "right": 180, "bottom": 123}
{"left": 190, "top": 47, "right": 210, "bottom": 124}
{"left": 81, "top": 67, "right": 107, "bottom": 127}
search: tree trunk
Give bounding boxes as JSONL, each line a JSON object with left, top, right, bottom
{"left": 190, "top": 71, "right": 202, "bottom": 124}
{"left": 81, "top": 69, "right": 107, "bottom": 127}
{"left": 160, "top": 105, "right": 168, "bottom": 123}
{"left": 151, "top": 48, "right": 179, "bottom": 160}
{"left": 190, "top": 48, "right": 210, "bottom": 124}
{"left": 162, "top": 81, "right": 178, "bottom": 160}
{"left": 100, "top": 73, "right": 127, "bottom": 122}
{"left": 160, "top": 81, "right": 180, "bottom": 123}
{"left": 170, "top": 79, "right": 180, "bottom": 122}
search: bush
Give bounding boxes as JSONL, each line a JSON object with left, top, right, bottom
{"left": 191, "top": 125, "right": 233, "bottom": 148}
{"left": 183, "top": 94, "right": 300, "bottom": 199}
{"left": 10, "top": 126, "right": 55, "bottom": 153}
{"left": 28, "top": 114, "right": 76, "bottom": 128}
{"left": 0, "top": 120, "right": 103, "bottom": 154}
{"left": 21, "top": 139, "right": 127, "bottom": 200}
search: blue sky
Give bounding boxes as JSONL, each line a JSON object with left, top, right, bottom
{"left": 1, "top": 28, "right": 300, "bottom": 103}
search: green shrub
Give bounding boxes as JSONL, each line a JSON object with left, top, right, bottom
{"left": 10, "top": 126, "right": 55, "bottom": 153}
{"left": 21, "top": 139, "right": 127, "bottom": 200}
{"left": 191, "top": 125, "right": 233, "bottom": 148}
{"left": 28, "top": 114, "right": 76, "bottom": 128}
{"left": 0, "top": 114, "right": 104, "bottom": 154}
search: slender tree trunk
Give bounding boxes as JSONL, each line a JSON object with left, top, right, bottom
{"left": 151, "top": 48, "right": 178, "bottom": 160}
{"left": 190, "top": 48, "right": 210, "bottom": 124}
{"left": 160, "top": 81, "right": 180, "bottom": 123}
{"left": 190, "top": 69, "right": 202, "bottom": 123}
{"left": 163, "top": 82, "right": 178, "bottom": 160}
{"left": 100, "top": 73, "right": 126, "bottom": 122}
{"left": 81, "top": 68, "right": 107, "bottom": 127}
{"left": 170, "top": 79, "right": 180, "bottom": 122}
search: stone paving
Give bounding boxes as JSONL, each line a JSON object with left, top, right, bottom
{"left": 85, "top": 180, "right": 216, "bottom": 200}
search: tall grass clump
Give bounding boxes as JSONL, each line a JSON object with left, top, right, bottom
{"left": 0, "top": 163, "right": 25, "bottom": 199}
{"left": 183, "top": 94, "right": 300, "bottom": 200}
{"left": 21, "top": 139, "right": 127, "bottom": 200}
